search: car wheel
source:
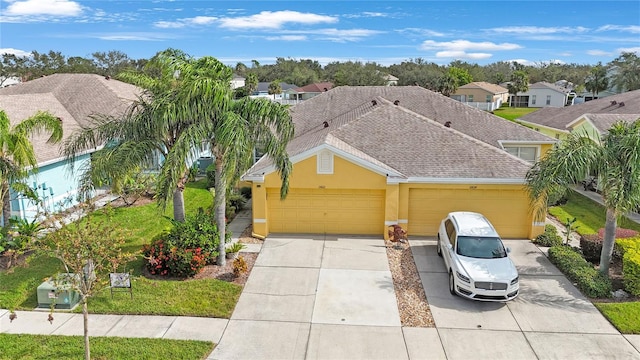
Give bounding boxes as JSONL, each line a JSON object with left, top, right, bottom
{"left": 449, "top": 271, "right": 456, "bottom": 296}
{"left": 436, "top": 235, "right": 442, "bottom": 257}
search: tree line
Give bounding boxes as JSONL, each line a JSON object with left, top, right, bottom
{"left": 2, "top": 49, "right": 639, "bottom": 96}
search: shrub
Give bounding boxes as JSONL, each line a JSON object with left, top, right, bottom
{"left": 233, "top": 256, "right": 248, "bottom": 277}
{"left": 580, "top": 234, "right": 603, "bottom": 262}
{"left": 142, "top": 237, "right": 172, "bottom": 276}
{"left": 548, "top": 245, "right": 612, "bottom": 298}
{"left": 597, "top": 228, "right": 638, "bottom": 240}
{"left": 166, "top": 210, "right": 221, "bottom": 264}
{"left": 534, "top": 225, "right": 563, "bottom": 247}
{"left": 167, "top": 247, "right": 207, "bottom": 278}
{"left": 239, "top": 186, "right": 252, "bottom": 199}
{"left": 617, "top": 237, "right": 640, "bottom": 296}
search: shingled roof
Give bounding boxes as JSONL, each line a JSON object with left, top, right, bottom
{"left": 569, "top": 113, "right": 640, "bottom": 134}
{"left": 458, "top": 82, "right": 508, "bottom": 94}
{"left": 0, "top": 73, "right": 141, "bottom": 164}
{"left": 245, "top": 86, "right": 550, "bottom": 181}
{"left": 519, "top": 89, "right": 640, "bottom": 131}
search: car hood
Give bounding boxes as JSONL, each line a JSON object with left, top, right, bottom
{"left": 458, "top": 256, "right": 518, "bottom": 282}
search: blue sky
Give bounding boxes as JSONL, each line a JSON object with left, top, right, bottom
{"left": 1, "top": 0, "right": 639, "bottom": 66}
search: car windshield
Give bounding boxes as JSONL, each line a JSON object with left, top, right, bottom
{"left": 456, "top": 236, "right": 507, "bottom": 259}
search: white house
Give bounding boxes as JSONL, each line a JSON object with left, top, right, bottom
{"left": 511, "top": 82, "right": 572, "bottom": 108}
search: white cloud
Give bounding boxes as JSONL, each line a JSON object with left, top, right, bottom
{"left": 435, "top": 51, "right": 492, "bottom": 59}
{"left": 488, "top": 26, "right": 589, "bottom": 34}
{"left": 397, "top": 28, "right": 445, "bottom": 37}
{"left": 0, "top": 48, "right": 31, "bottom": 57}
{"left": 5, "top": 0, "right": 82, "bottom": 16}
{"left": 507, "top": 59, "right": 536, "bottom": 66}
{"left": 154, "top": 16, "right": 217, "bottom": 28}
{"left": 218, "top": 10, "right": 337, "bottom": 29}
{"left": 95, "top": 32, "right": 177, "bottom": 41}
{"left": 420, "top": 39, "right": 521, "bottom": 51}
{"left": 597, "top": 25, "right": 640, "bottom": 33}
{"left": 587, "top": 49, "right": 612, "bottom": 56}
{"left": 281, "top": 28, "right": 382, "bottom": 42}
{"left": 265, "top": 35, "right": 307, "bottom": 41}
{"left": 616, "top": 47, "right": 640, "bottom": 54}
{"left": 344, "top": 11, "right": 389, "bottom": 18}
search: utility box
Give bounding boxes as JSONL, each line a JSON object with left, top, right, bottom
{"left": 37, "top": 273, "right": 80, "bottom": 310}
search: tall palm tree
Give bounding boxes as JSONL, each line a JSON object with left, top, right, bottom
{"left": 526, "top": 119, "right": 640, "bottom": 275}
{"left": 0, "top": 110, "right": 63, "bottom": 226}
{"left": 585, "top": 62, "right": 608, "bottom": 99}
{"left": 157, "top": 55, "right": 294, "bottom": 265}
{"left": 507, "top": 70, "right": 529, "bottom": 107}
{"left": 63, "top": 49, "right": 196, "bottom": 222}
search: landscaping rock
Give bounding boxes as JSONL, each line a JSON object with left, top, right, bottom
{"left": 612, "top": 289, "right": 629, "bottom": 299}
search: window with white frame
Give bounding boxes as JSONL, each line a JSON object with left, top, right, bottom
{"left": 531, "top": 95, "right": 536, "bottom": 105}
{"left": 546, "top": 95, "right": 551, "bottom": 105}
{"left": 504, "top": 146, "right": 537, "bottom": 163}
{"left": 317, "top": 150, "right": 334, "bottom": 174}
{"left": 486, "top": 95, "right": 492, "bottom": 102}
{"left": 468, "top": 95, "right": 474, "bottom": 102}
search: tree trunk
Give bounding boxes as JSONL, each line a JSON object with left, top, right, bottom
{"left": 82, "top": 298, "right": 90, "bottom": 360}
{"left": 599, "top": 208, "right": 618, "bottom": 275}
{"left": 172, "top": 188, "right": 185, "bottom": 222}
{"left": 215, "top": 158, "right": 228, "bottom": 266}
{"left": 1, "top": 180, "right": 11, "bottom": 227}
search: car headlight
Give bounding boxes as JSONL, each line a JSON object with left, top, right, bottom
{"left": 510, "top": 276, "right": 519, "bottom": 285}
{"left": 456, "top": 271, "right": 470, "bottom": 283}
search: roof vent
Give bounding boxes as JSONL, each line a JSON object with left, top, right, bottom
{"left": 105, "top": 75, "right": 111, "bottom": 80}
{"left": 611, "top": 100, "right": 617, "bottom": 105}
{"left": 444, "top": 121, "right": 452, "bottom": 128}
{"left": 371, "top": 100, "right": 377, "bottom": 106}
{"left": 56, "top": 117, "right": 63, "bottom": 122}
{"left": 394, "top": 100, "right": 400, "bottom": 105}
{"left": 323, "top": 87, "right": 328, "bottom": 91}
{"left": 619, "top": 102, "right": 625, "bottom": 107}
{"left": 322, "top": 121, "right": 329, "bottom": 128}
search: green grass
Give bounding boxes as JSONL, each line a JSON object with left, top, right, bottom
{"left": 492, "top": 107, "right": 539, "bottom": 121}
{"left": 0, "top": 334, "right": 213, "bottom": 360}
{"left": 549, "top": 191, "right": 640, "bottom": 235}
{"left": 0, "top": 179, "right": 241, "bottom": 317}
{"left": 595, "top": 302, "right": 640, "bottom": 334}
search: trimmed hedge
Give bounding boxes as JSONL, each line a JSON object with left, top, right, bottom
{"left": 617, "top": 237, "right": 640, "bottom": 296}
{"left": 548, "top": 245, "right": 612, "bottom": 298}
{"left": 580, "top": 234, "right": 604, "bottom": 262}
{"left": 534, "top": 225, "right": 563, "bottom": 247}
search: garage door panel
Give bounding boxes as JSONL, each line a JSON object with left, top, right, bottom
{"left": 408, "top": 188, "right": 529, "bottom": 238}
{"left": 268, "top": 189, "right": 384, "bottom": 235}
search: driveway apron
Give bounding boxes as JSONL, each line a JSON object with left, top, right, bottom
{"left": 210, "top": 235, "right": 408, "bottom": 360}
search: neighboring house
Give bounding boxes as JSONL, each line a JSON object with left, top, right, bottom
{"left": 383, "top": 74, "right": 398, "bottom": 86}
{"left": 286, "top": 82, "right": 334, "bottom": 101}
{"left": 230, "top": 74, "right": 245, "bottom": 89}
{"left": 242, "top": 86, "right": 555, "bottom": 241}
{"left": 0, "top": 76, "right": 20, "bottom": 88}
{"left": 452, "top": 82, "right": 509, "bottom": 111}
{"left": 250, "top": 82, "right": 299, "bottom": 105}
{"left": 517, "top": 89, "right": 640, "bottom": 140}
{"left": 508, "top": 82, "right": 573, "bottom": 108}
{"left": 0, "top": 73, "right": 140, "bottom": 221}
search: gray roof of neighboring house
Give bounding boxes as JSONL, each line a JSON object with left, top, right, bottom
{"left": 580, "top": 113, "right": 640, "bottom": 134}
{"left": 246, "top": 86, "right": 550, "bottom": 180}
{"left": 0, "top": 73, "right": 141, "bottom": 164}
{"left": 529, "top": 81, "right": 572, "bottom": 94}
{"left": 255, "top": 82, "right": 298, "bottom": 93}
{"left": 519, "top": 89, "right": 640, "bottom": 131}
{"left": 457, "top": 82, "right": 508, "bottom": 94}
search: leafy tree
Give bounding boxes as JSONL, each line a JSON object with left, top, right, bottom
{"left": 609, "top": 52, "right": 640, "bottom": 92}
{"left": 268, "top": 80, "right": 282, "bottom": 98}
{"left": 235, "top": 62, "right": 248, "bottom": 77}
{"left": 584, "top": 62, "right": 608, "bottom": 98}
{"left": 0, "top": 52, "right": 31, "bottom": 84}
{"left": 507, "top": 70, "right": 529, "bottom": 107}
{"left": 156, "top": 53, "right": 294, "bottom": 265}
{"left": 63, "top": 49, "right": 196, "bottom": 222}
{"left": 0, "top": 110, "right": 63, "bottom": 226}
{"left": 436, "top": 73, "right": 458, "bottom": 96}
{"left": 447, "top": 66, "right": 473, "bottom": 87}
{"left": 526, "top": 119, "right": 640, "bottom": 275}
{"left": 324, "top": 61, "right": 386, "bottom": 86}
{"left": 42, "top": 207, "right": 132, "bottom": 360}
{"left": 244, "top": 73, "right": 258, "bottom": 95}
{"left": 91, "top": 50, "right": 133, "bottom": 77}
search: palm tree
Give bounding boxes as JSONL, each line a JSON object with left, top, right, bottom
{"left": 609, "top": 52, "right": 640, "bottom": 92}
{"left": 584, "top": 62, "right": 608, "bottom": 99}
{"left": 0, "top": 110, "right": 63, "bottom": 226}
{"left": 507, "top": 70, "right": 529, "bottom": 107}
{"left": 63, "top": 49, "right": 196, "bottom": 222}
{"left": 526, "top": 119, "right": 640, "bottom": 275}
{"left": 436, "top": 73, "right": 457, "bottom": 97}
{"left": 268, "top": 80, "right": 282, "bottom": 99}
{"left": 156, "top": 55, "right": 294, "bottom": 265}
{"left": 244, "top": 73, "right": 258, "bottom": 95}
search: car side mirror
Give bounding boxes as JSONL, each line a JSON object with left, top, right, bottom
{"left": 506, "top": 247, "right": 511, "bottom": 253}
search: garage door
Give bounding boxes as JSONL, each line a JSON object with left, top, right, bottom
{"left": 267, "top": 188, "right": 384, "bottom": 235}
{"left": 408, "top": 188, "right": 530, "bottom": 238}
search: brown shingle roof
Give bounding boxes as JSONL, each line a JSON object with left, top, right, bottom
{"left": 458, "top": 82, "right": 508, "bottom": 94}
{"left": 294, "top": 82, "right": 334, "bottom": 93}
{"left": 519, "top": 89, "right": 640, "bottom": 130}
{"left": 246, "top": 88, "right": 540, "bottom": 180}
{"left": 579, "top": 113, "right": 640, "bottom": 134}
{"left": 0, "top": 73, "right": 141, "bottom": 164}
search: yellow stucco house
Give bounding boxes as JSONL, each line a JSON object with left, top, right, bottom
{"left": 517, "top": 89, "right": 640, "bottom": 141}
{"left": 242, "top": 86, "right": 556, "bottom": 240}
{"left": 452, "top": 81, "right": 509, "bottom": 107}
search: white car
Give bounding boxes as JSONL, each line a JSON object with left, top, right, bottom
{"left": 437, "top": 211, "right": 519, "bottom": 301}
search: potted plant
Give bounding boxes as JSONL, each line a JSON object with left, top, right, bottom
{"left": 225, "top": 242, "right": 246, "bottom": 259}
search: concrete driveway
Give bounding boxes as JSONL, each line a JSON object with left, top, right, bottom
{"left": 210, "top": 235, "right": 640, "bottom": 360}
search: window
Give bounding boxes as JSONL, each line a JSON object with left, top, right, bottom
{"left": 317, "top": 150, "right": 333, "bottom": 174}
{"left": 546, "top": 95, "right": 551, "bottom": 105}
{"left": 504, "top": 146, "right": 537, "bottom": 163}
{"left": 468, "top": 95, "right": 474, "bottom": 102}
{"left": 486, "top": 95, "right": 492, "bottom": 102}
{"left": 531, "top": 95, "right": 536, "bottom": 105}
{"left": 445, "top": 220, "right": 457, "bottom": 246}
{"left": 555, "top": 133, "right": 561, "bottom": 139}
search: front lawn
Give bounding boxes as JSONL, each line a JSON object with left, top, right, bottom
{"left": 0, "top": 180, "right": 241, "bottom": 317}
{"left": 0, "top": 334, "right": 213, "bottom": 360}
{"left": 549, "top": 191, "right": 640, "bottom": 235}
{"left": 595, "top": 302, "right": 640, "bottom": 334}
{"left": 493, "top": 107, "right": 539, "bottom": 121}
